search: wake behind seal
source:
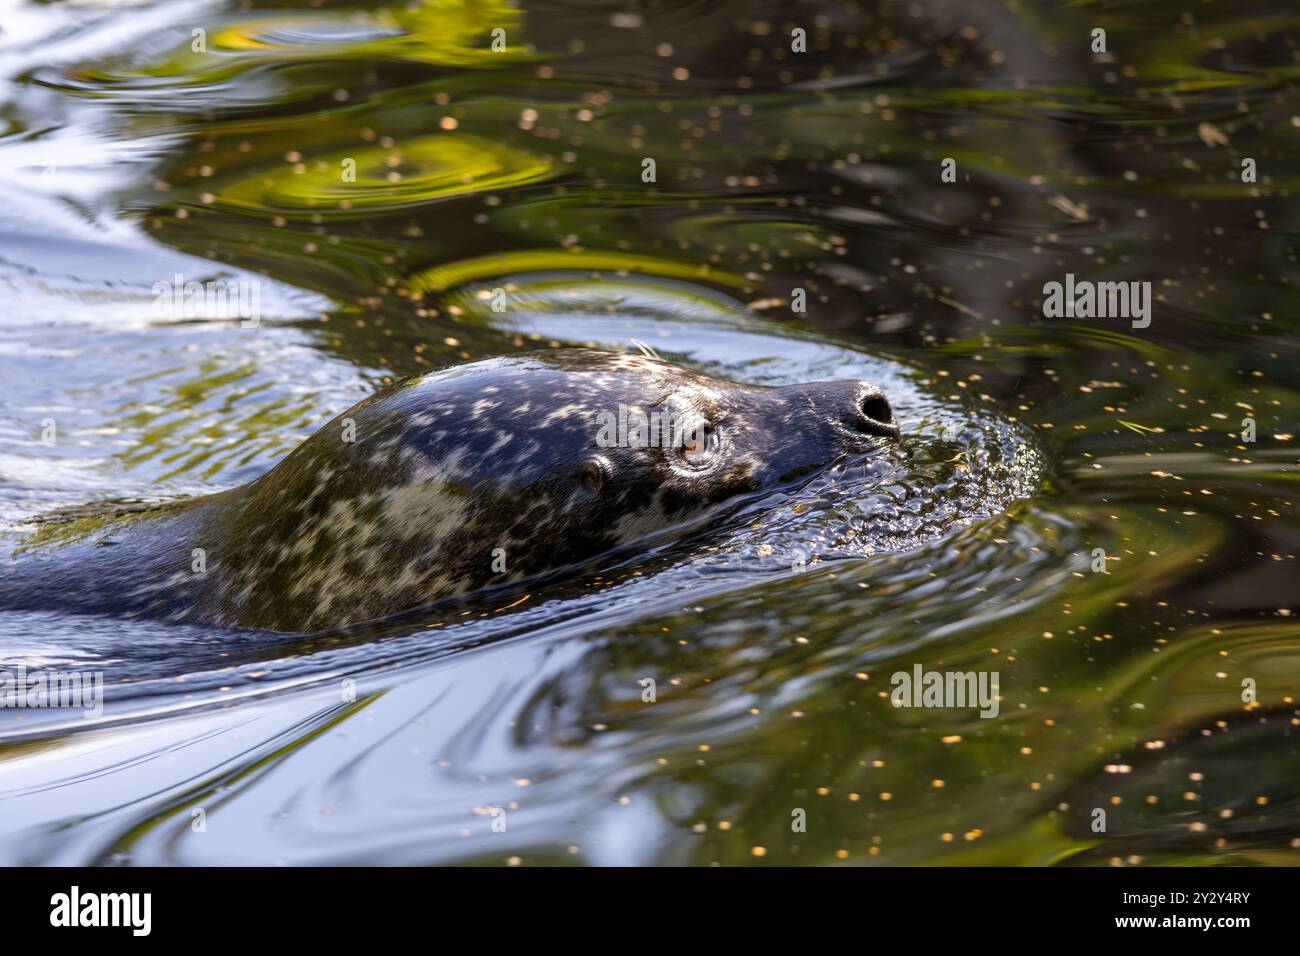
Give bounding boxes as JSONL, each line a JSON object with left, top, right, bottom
{"left": 0, "top": 349, "right": 900, "bottom": 633}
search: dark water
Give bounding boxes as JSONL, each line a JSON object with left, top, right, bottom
{"left": 0, "top": 0, "right": 1296, "bottom": 865}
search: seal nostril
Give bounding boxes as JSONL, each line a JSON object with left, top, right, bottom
{"left": 859, "top": 394, "right": 892, "bottom": 424}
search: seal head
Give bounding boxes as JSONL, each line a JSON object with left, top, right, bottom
{"left": 3, "top": 349, "right": 898, "bottom": 632}
{"left": 214, "top": 349, "right": 897, "bottom": 630}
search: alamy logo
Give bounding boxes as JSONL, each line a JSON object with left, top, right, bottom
{"left": 50, "top": 886, "right": 151, "bottom": 936}
{"left": 152, "top": 273, "right": 262, "bottom": 326}
{"left": 890, "top": 664, "right": 1000, "bottom": 718}
{"left": 1042, "top": 274, "right": 1151, "bottom": 329}
{"left": 594, "top": 403, "right": 705, "bottom": 450}
{"left": 0, "top": 666, "right": 102, "bottom": 717}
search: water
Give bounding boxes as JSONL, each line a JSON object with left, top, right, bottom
{"left": 0, "top": 0, "right": 1296, "bottom": 866}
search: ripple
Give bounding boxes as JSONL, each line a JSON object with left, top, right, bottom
{"left": 217, "top": 134, "right": 555, "bottom": 218}
{"left": 41, "top": 0, "right": 531, "bottom": 109}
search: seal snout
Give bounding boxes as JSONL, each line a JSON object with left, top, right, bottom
{"left": 855, "top": 387, "right": 897, "bottom": 437}
{"left": 799, "top": 379, "right": 899, "bottom": 439}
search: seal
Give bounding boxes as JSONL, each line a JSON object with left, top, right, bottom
{"left": 0, "top": 349, "right": 899, "bottom": 633}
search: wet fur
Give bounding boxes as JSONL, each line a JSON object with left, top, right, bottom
{"left": 0, "top": 349, "right": 895, "bottom": 633}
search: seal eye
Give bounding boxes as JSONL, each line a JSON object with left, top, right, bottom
{"left": 580, "top": 457, "right": 608, "bottom": 493}
{"left": 680, "top": 423, "right": 720, "bottom": 468}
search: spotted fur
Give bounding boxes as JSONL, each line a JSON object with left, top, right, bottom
{"left": 0, "top": 349, "right": 897, "bottom": 632}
